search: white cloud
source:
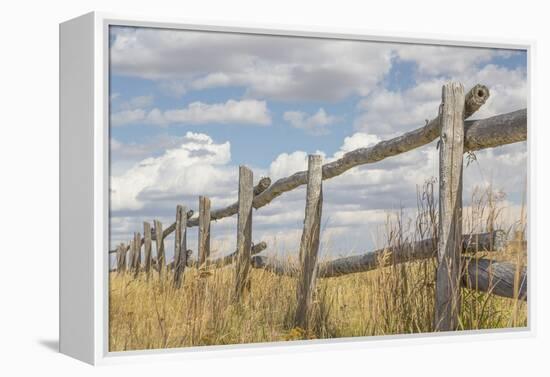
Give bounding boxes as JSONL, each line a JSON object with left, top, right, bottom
{"left": 118, "top": 95, "right": 154, "bottom": 110}
{"left": 110, "top": 99, "right": 271, "bottom": 127}
{"left": 110, "top": 132, "right": 233, "bottom": 211}
{"left": 110, "top": 27, "right": 393, "bottom": 101}
{"left": 111, "top": 109, "right": 147, "bottom": 127}
{"left": 283, "top": 108, "right": 337, "bottom": 135}
{"left": 395, "top": 45, "right": 496, "bottom": 76}
{"left": 333, "top": 132, "right": 381, "bottom": 159}
{"left": 269, "top": 150, "right": 326, "bottom": 180}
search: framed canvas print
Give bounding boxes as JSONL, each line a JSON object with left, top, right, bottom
{"left": 59, "top": 12, "right": 532, "bottom": 365}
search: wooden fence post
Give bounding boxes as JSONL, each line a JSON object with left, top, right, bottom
{"left": 234, "top": 166, "right": 254, "bottom": 302}
{"left": 132, "top": 232, "right": 141, "bottom": 278}
{"left": 198, "top": 196, "right": 211, "bottom": 266}
{"left": 116, "top": 243, "right": 127, "bottom": 273}
{"left": 154, "top": 220, "right": 165, "bottom": 279}
{"left": 143, "top": 222, "right": 152, "bottom": 277}
{"left": 173, "top": 205, "right": 188, "bottom": 288}
{"left": 435, "top": 82, "right": 465, "bottom": 331}
{"left": 295, "top": 154, "right": 323, "bottom": 330}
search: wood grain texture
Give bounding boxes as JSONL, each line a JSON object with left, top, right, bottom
{"left": 234, "top": 166, "right": 254, "bottom": 301}
{"left": 323, "top": 231, "right": 504, "bottom": 278}
{"left": 173, "top": 205, "right": 187, "bottom": 288}
{"left": 295, "top": 155, "right": 323, "bottom": 329}
{"left": 154, "top": 220, "right": 165, "bottom": 279}
{"left": 132, "top": 232, "right": 142, "bottom": 278}
{"left": 251, "top": 231, "right": 503, "bottom": 277}
{"left": 464, "top": 109, "right": 526, "bottom": 151}
{"left": 252, "top": 254, "right": 526, "bottom": 301}
{"left": 116, "top": 243, "right": 127, "bottom": 273}
{"left": 198, "top": 196, "right": 211, "bottom": 266}
{"left": 462, "top": 258, "right": 527, "bottom": 300}
{"left": 435, "top": 82, "right": 465, "bottom": 331}
{"left": 143, "top": 222, "right": 152, "bottom": 276}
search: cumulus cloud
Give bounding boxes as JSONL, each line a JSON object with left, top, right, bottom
{"left": 269, "top": 150, "right": 327, "bottom": 180}
{"left": 110, "top": 99, "right": 271, "bottom": 127}
{"left": 110, "top": 26, "right": 393, "bottom": 102}
{"left": 110, "top": 132, "right": 233, "bottom": 211}
{"left": 283, "top": 108, "right": 337, "bottom": 135}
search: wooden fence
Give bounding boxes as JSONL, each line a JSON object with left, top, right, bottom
{"left": 109, "top": 82, "right": 528, "bottom": 332}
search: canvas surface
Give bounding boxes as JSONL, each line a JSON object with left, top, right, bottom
{"left": 107, "top": 25, "right": 528, "bottom": 352}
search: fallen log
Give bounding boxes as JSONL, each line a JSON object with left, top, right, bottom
{"left": 251, "top": 256, "right": 525, "bottom": 301}
{"left": 462, "top": 258, "right": 527, "bottom": 300}
{"left": 318, "top": 231, "right": 507, "bottom": 278}
{"left": 250, "top": 231, "right": 526, "bottom": 300}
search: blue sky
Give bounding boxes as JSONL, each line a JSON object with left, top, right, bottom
{"left": 108, "top": 26, "right": 527, "bottom": 260}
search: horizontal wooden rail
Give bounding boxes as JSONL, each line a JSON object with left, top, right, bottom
{"left": 205, "top": 241, "right": 267, "bottom": 269}
{"left": 108, "top": 241, "right": 268, "bottom": 272}
{"left": 250, "top": 231, "right": 526, "bottom": 300}
{"left": 252, "top": 108, "right": 525, "bottom": 209}
{"left": 168, "top": 241, "right": 267, "bottom": 270}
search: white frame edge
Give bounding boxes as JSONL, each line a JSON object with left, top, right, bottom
{"left": 59, "top": 11, "right": 536, "bottom": 365}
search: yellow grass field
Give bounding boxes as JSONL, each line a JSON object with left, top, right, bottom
{"left": 109, "top": 250, "right": 527, "bottom": 352}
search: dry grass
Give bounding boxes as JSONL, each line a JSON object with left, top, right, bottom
{"left": 109, "top": 254, "right": 526, "bottom": 351}
{"left": 109, "top": 182, "right": 527, "bottom": 352}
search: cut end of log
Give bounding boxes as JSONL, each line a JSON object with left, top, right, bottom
{"left": 464, "top": 84, "right": 490, "bottom": 119}
{"left": 186, "top": 210, "right": 194, "bottom": 219}
{"left": 252, "top": 241, "right": 267, "bottom": 254}
{"left": 254, "top": 177, "right": 272, "bottom": 196}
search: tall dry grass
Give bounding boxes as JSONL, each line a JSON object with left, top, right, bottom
{"left": 109, "top": 182, "right": 527, "bottom": 351}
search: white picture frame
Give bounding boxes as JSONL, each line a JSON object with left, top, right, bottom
{"left": 59, "top": 11, "right": 534, "bottom": 365}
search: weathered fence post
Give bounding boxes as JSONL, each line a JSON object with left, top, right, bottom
{"left": 234, "top": 166, "right": 254, "bottom": 302}
{"left": 154, "top": 220, "right": 165, "bottom": 279}
{"left": 198, "top": 196, "right": 211, "bottom": 266}
{"left": 435, "top": 82, "right": 465, "bottom": 331}
{"left": 116, "top": 243, "right": 127, "bottom": 273}
{"left": 295, "top": 154, "right": 323, "bottom": 330}
{"left": 143, "top": 222, "right": 152, "bottom": 277}
{"left": 132, "top": 232, "right": 142, "bottom": 278}
{"left": 173, "top": 205, "right": 188, "bottom": 288}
